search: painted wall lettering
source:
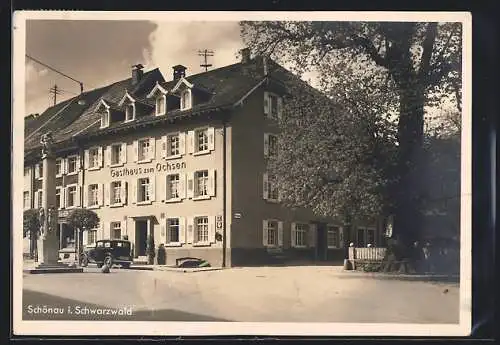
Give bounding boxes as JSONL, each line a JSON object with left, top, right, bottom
{"left": 110, "top": 162, "right": 186, "bottom": 177}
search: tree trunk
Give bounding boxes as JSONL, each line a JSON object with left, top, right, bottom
{"left": 392, "top": 82, "right": 426, "bottom": 266}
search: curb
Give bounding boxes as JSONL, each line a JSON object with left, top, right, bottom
{"left": 127, "top": 266, "right": 224, "bottom": 273}
{"left": 341, "top": 270, "right": 459, "bottom": 283}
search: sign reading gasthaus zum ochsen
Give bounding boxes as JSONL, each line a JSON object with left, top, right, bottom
{"left": 110, "top": 162, "right": 187, "bottom": 177}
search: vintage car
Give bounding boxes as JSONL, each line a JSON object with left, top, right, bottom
{"left": 80, "top": 239, "right": 133, "bottom": 268}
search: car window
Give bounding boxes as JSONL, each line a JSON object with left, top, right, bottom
{"left": 96, "top": 242, "right": 104, "bottom": 247}
{"left": 104, "top": 242, "right": 111, "bottom": 248}
{"left": 116, "top": 242, "right": 123, "bottom": 247}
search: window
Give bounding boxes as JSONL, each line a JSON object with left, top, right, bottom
{"left": 294, "top": 223, "right": 308, "bottom": 247}
{"left": 100, "top": 111, "right": 110, "bottom": 128}
{"left": 264, "top": 92, "right": 283, "bottom": 119}
{"left": 23, "top": 191, "right": 30, "bottom": 209}
{"left": 366, "top": 229, "right": 375, "bottom": 246}
{"left": 269, "top": 94, "right": 278, "bottom": 118}
{"left": 195, "top": 216, "right": 209, "bottom": 243}
{"left": 24, "top": 167, "right": 29, "bottom": 177}
{"left": 167, "top": 218, "right": 180, "bottom": 243}
{"left": 180, "top": 89, "right": 191, "bottom": 110}
{"left": 357, "top": 228, "right": 366, "bottom": 247}
{"left": 37, "top": 190, "right": 43, "bottom": 208}
{"left": 125, "top": 104, "right": 135, "bottom": 121}
{"left": 266, "top": 220, "right": 278, "bottom": 247}
{"left": 37, "top": 164, "right": 43, "bottom": 179}
{"left": 56, "top": 187, "right": 62, "bottom": 209}
{"left": 167, "top": 134, "right": 180, "bottom": 157}
{"left": 111, "top": 222, "right": 121, "bottom": 239}
{"left": 327, "top": 226, "right": 341, "bottom": 248}
{"left": 87, "top": 229, "right": 97, "bottom": 245}
{"left": 67, "top": 185, "right": 77, "bottom": 208}
{"left": 111, "top": 181, "right": 122, "bottom": 204}
{"left": 195, "top": 170, "right": 209, "bottom": 197}
{"left": 56, "top": 159, "right": 63, "bottom": 176}
{"left": 263, "top": 173, "right": 279, "bottom": 201}
{"left": 88, "top": 184, "right": 99, "bottom": 207}
{"left": 268, "top": 134, "right": 278, "bottom": 156}
{"left": 67, "top": 156, "right": 78, "bottom": 174}
{"left": 196, "top": 128, "right": 209, "bottom": 152}
{"left": 111, "top": 144, "right": 123, "bottom": 165}
{"left": 88, "top": 148, "right": 99, "bottom": 169}
{"left": 167, "top": 174, "right": 180, "bottom": 200}
{"left": 138, "top": 177, "right": 150, "bottom": 202}
{"left": 156, "top": 96, "right": 166, "bottom": 115}
{"left": 138, "top": 139, "right": 150, "bottom": 162}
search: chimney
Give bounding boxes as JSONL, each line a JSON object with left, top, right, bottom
{"left": 172, "top": 65, "right": 187, "bottom": 80}
{"left": 132, "top": 64, "right": 144, "bottom": 85}
{"left": 240, "top": 48, "right": 251, "bottom": 64}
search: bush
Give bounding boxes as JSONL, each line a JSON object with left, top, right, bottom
{"left": 146, "top": 235, "right": 155, "bottom": 265}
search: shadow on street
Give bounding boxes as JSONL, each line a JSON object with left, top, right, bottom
{"left": 22, "top": 290, "right": 229, "bottom": 322}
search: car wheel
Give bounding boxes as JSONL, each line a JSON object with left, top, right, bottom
{"left": 80, "top": 254, "right": 89, "bottom": 267}
{"left": 96, "top": 263, "right": 103, "bottom": 268}
{"left": 122, "top": 263, "right": 130, "bottom": 269}
{"left": 104, "top": 255, "right": 114, "bottom": 268}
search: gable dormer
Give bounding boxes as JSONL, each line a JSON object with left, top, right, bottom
{"left": 146, "top": 82, "right": 168, "bottom": 116}
{"left": 97, "top": 99, "right": 111, "bottom": 129}
{"left": 119, "top": 91, "right": 136, "bottom": 122}
{"left": 171, "top": 77, "right": 194, "bottom": 111}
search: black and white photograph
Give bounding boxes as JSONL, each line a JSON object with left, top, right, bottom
{"left": 12, "top": 11, "right": 471, "bottom": 336}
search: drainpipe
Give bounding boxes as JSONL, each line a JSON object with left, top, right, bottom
{"left": 222, "top": 113, "right": 228, "bottom": 268}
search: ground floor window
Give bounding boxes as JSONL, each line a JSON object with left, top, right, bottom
{"left": 167, "top": 218, "right": 180, "bottom": 243}
{"left": 263, "top": 220, "right": 278, "bottom": 247}
{"left": 23, "top": 191, "right": 30, "bottom": 209}
{"left": 356, "top": 227, "right": 376, "bottom": 247}
{"left": 195, "top": 216, "right": 209, "bottom": 243}
{"left": 87, "top": 229, "right": 97, "bottom": 245}
{"left": 111, "top": 222, "right": 121, "bottom": 239}
{"left": 293, "top": 223, "right": 308, "bottom": 247}
{"left": 327, "top": 225, "right": 341, "bottom": 248}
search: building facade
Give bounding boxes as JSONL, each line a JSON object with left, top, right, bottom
{"left": 23, "top": 52, "right": 382, "bottom": 267}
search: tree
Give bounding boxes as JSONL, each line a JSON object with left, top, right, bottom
{"left": 240, "top": 21, "right": 462, "bottom": 255}
{"left": 23, "top": 209, "right": 40, "bottom": 259}
{"left": 67, "top": 208, "right": 100, "bottom": 263}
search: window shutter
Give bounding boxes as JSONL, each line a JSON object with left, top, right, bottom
{"left": 104, "top": 183, "right": 110, "bottom": 206}
{"left": 76, "top": 186, "right": 81, "bottom": 207}
{"left": 186, "top": 172, "right": 194, "bottom": 199}
{"left": 263, "top": 91, "right": 270, "bottom": 116}
{"left": 179, "top": 132, "right": 186, "bottom": 155}
{"left": 34, "top": 191, "right": 39, "bottom": 208}
{"left": 263, "top": 173, "right": 269, "bottom": 200}
{"left": 209, "top": 216, "right": 216, "bottom": 243}
{"left": 105, "top": 146, "right": 111, "bottom": 167}
{"left": 339, "top": 227, "right": 344, "bottom": 247}
{"left": 149, "top": 176, "right": 156, "bottom": 201}
{"left": 186, "top": 217, "right": 194, "bottom": 244}
{"left": 121, "top": 220, "right": 127, "bottom": 240}
{"left": 162, "top": 219, "right": 168, "bottom": 243}
{"left": 165, "top": 175, "right": 170, "bottom": 200}
{"left": 208, "top": 169, "right": 216, "bottom": 197}
{"left": 277, "top": 96, "right": 283, "bottom": 120}
{"left": 84, "top": 150, "right": 89, "bottom": 169}
{"left": 98, "top": 183, "right": 104, "bottom": 206}
{"left": 179, "top": 173, "right": 186, "bottom": 199}
{"left": 208, "top": 127, "right": 215, "bottom": 151}
{"left": 120, "top": 143, "right": 127, "bottom": 163}
{"left": 278, "top": 221, "right": 284, "bottom": 247}
{"left": 83, "top": 185, "right": 88, "bottom": 207}
{"left": 131, "top": 179, "right": 137, "bottom": 204}
{"left": 82, "top": 230, "right": 88, "bottom": 246}
{"left": 34, "top": 164, "right": 40, "bottom": 179}
{"left": 291, "top": 222, "right": 296, "bottom": 248}
{"left": 262, "top": 220, "right": 268, "bottom": 246}
{"left": 122, "top": 181, "right": 128, "bottom": 204}
{"left": 263, "top": 133, "right": 269, "bottom": 157}
{"left": 96, "top": 148, "right": 101, "bottom": 168}
{"left": 60, "top": 188, "right": 66, "bottom": 209}
{"left": 149, "top": 137, "right": 156, "bottom": 160}
{"left": 187, "top": 130, "right": 195, "bottom": 154}
{"left": 133, "top": 140, "right": 139, "bottom": 162}
{"left": 62, "top": 159, "right": 67, "bottom": 174}
{"left": 161, "top": 135, "right": 167, "bottom": 158}
{"left": 179, "top": 217, "right": 186, "bottom": 243}
{"left": 308, "top": 223, "right": 317, "bottom": 248}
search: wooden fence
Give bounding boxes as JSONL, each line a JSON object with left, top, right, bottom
{"left": 349, "top": 247, "right": 387, "bottom": 261}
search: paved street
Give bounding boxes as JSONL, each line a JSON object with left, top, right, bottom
{"left": 22, "top": 266, "right": 460, "bottom": 323}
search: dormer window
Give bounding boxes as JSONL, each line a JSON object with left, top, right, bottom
{"left": 97, "top": 99, "right": 111, "bottom": 129}
{"left": 180, "top": 89, "right": 192, "bottom": 110}
{"left": 155, "top": 95, "right": 166, "bottom": 116}
{"left": 101, "top": 111, "right": 110, "bottom": 128}
{"left": 125, "top": 104, "right": 135, "bottom": 122}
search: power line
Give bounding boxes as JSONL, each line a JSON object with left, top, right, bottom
{"left": 198, "top": 49, "right": 214, "bottom": 72}
{"left": 26, "top": 54, "right": 84, "bottom": 93}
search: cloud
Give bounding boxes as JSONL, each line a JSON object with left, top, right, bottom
{"left": 145, "top": 21, "right": 244, "bottom": 79}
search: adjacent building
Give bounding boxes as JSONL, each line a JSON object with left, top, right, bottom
{"left": 23, "top": 50, "right": 382, "bottom": 267}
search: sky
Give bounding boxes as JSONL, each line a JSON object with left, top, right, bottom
{"left": 25, "top": 20, "right": 245, "bottom": 116}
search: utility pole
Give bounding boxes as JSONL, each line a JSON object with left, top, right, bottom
{"left": 198, "top": 49, "right": 214, "bottom": 72}
{"left": 49, "top": 84, "right": 62, "bottom": 106}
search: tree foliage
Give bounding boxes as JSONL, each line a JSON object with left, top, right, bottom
{"left": 241, "top": 21, "right": 462, "bottom": 248}
{"left": 23, "top": 209, "right": 40, "bottom": 237}
{"left": 67, "top": 208, "right": 100, "bottom": 231}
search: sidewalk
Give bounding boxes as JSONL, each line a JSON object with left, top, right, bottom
{"left": 340, "top": 269, "right": 460, "bottom": 283}
{"left": 127, "top": 264, "right": 224, "bottom": 273}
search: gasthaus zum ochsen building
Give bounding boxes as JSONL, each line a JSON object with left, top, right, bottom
{"left": 23, "top": 49, "right": 381, "bottom": 267}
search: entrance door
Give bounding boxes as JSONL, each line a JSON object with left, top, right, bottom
{"left": 316, "top": 223, "right": 328, "bottom": 261}
{"left": 135, "top": 220, "right": 148, "bottom": 257}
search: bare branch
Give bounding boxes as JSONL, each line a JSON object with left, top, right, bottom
{"left": 353, "top": 36, "right": 389, "bottom": 68}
